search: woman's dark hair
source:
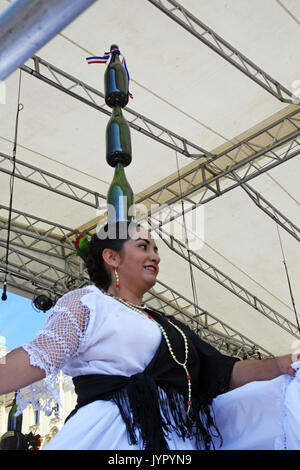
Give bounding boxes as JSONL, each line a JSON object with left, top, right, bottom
{"left": 84, "top": 221, "right": 140, "bottom": 291}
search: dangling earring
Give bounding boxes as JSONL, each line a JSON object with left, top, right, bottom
{"left": 115, "top": 269, "right": 120, "bottom": 288}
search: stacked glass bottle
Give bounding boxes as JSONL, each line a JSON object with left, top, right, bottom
{"left": 105, "top": 45, "right": 134, "bottom": 224}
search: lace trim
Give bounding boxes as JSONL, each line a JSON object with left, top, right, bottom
{"left": 74, "top": 286, "right": 98, "bottom": 353}
{"left": 276, "top": 361, "right": 300, "bottom": 450}
{"left": 275, "top": 376, "right": 290, "bottom": 450}
{"left": 16, "top": 375, "right": 60, "bottom": 416}
{"left": 16, "top": 286, "right": 95, "bottom": 414}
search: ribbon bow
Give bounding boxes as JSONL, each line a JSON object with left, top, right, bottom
{"left": 86, "top": 48, "right": 133, "bottom": 98}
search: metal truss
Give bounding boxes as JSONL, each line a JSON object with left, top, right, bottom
{"left": 0, "top": 204, "right": 88, "bottom": 245}
{"left": 147, "top": 0, "right": 296, "bottom": 104}
{"left": 232, "top": 175, "right": 300, "bottom": 242}
{"left": 0, "top": 210, "right": 85, "bottom": 280}
{"left": 0, "top": 54, "right": 297, "bottom": 352}
{"left": 0, "top": 151, "right": 105, "bottom": 209}
{"left": 17, "top": 57, "right": 300, "bottom": 240}
{"left": 148, "top": 221, "right": 300, "bottom": 339}
{"left": 21, "top": 56, "right": 211, "bottom": 159}
{"left": 0, "top": 241, "right": 77, "bottom": 293}
{"left": 0, "top": 267, "right": 61, "bottom": 299}
{"left": 0, "top": 206, "right": 90, "bottom": 297}
{"left": 136, "top": 108, "right": 300, "bottom": 227}
{"left": 1, "top": 175, "right": 298, "bottom": 344}
{"left": 0, "top": 104, "right": 298, "bottom": 341}
{"left": 4, "top": 195, "right": 297, "bottom": 343}
{"left": 146, "top": 279, "right": 272, "bottom": 358}
{"left": 0, "top": 211, "right": 271, "bottom": 358}
{"left": 73, "top": 109, "right": 300, "bottom": 244}
{"left": 1, "top": 116, "right": 298, "bottom": 244}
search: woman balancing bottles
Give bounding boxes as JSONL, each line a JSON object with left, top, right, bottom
{"left": 104, "top": 44, "right": 129, "bottom": 108}
{"left": 106, "top": 105, "right": 132, "bottom": 167}
{"left": 107, "top": 163, "right": 134, "bottom": 224}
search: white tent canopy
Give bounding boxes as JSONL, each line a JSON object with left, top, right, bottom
{"left": 0, "top": 0, "right": 299, "bottom": 359}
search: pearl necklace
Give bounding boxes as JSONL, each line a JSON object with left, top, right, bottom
{"left": 102, "top": 289, "right": 192, "bottom": 415}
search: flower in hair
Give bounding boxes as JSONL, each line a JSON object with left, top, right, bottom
{"left": 72, "top": 234, "right": 91, "bottom": 260}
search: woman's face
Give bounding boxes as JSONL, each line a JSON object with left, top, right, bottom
{"left": 117, "top": 226, "right": 160, "bottom": 292}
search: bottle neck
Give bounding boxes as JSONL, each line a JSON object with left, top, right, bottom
{"left": 110, "top": 50, "right": 121, "bottom": 64}
{"left": 12, "top": 392, "right": 17, "bottom": 406}
{"left": 113, "top": 162, "right": 126, "bottom": 180}
{"left": 110, "top": 163, "right": 132, "bottom": 194}
{"left": 112, "top": 105, "right": 122, "bottom": 118}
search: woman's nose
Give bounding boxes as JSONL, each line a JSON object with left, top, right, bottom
{"left": 150, "top": 251, "right": 160, "bottom": 264}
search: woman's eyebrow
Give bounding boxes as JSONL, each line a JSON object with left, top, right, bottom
{"left": 136, "top": 238, "right": 159, "bottom": 252}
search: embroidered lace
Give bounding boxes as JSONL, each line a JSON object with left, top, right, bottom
{"left": 16, "top": 287, "right": 92, "bottom": 415}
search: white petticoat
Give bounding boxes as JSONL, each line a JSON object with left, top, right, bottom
{"left": 44, "top": 363, "right": 300, "bottom": 450}
{"left": 211, "top": 361, "right": 300, "bottom": 450}
{"left": 17, "top": 285, "right": 300, "bottom": 451}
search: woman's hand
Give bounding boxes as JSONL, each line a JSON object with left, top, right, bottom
{"left": 230, "top": 352, "right": 300, "bottom": 390}
{"left": 276, "top": 353, "right": 300, "bottom": 376}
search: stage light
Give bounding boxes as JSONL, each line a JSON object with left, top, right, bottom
{"left": 32, "top": 294, "right": 53, "bottom": 313}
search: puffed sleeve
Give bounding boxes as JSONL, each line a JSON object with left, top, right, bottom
{"left": 16, "top": 287, "right": 91, "bottom": 415}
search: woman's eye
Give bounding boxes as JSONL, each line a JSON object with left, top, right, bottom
{"left": 139, "top": 244, "right": 147, "bottom": 249}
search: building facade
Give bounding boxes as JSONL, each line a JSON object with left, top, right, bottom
{"left": 0, "top": 336, "right": 77, "bottom": 450}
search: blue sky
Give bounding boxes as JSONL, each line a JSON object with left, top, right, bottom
{"left": 0, "top": 290, "right": 48, "bottom": 351}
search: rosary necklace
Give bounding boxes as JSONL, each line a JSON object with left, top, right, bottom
{"left": 102, "top": 289, "right": 192, "bottom": 415}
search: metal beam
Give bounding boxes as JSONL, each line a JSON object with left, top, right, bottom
{"left": 0, "top": 151, "right": 106, "bottom": 208}
{"left": 0, "top": 241, "right": 75, "bottom": 287}
{"left": 0, "top": 210, "right": 285, "bottom": 356}
{"left": 17, "top": 58, "right": 300, "bottom": 240}
{"left": 75, "top": 109, "right": 300, "bottom": 241}
{"left": 146, "top": 280, "right": 272, "bottom": 358}
{"left": 0, "top": 209, "right": 271, "bottom": 356}
{"left": 147, "top": 0, "right": 296, "bottom": 104}
{"left": 148, "top": 222, "right": 300, "bottom": 339}
{"left": 136, "top": 108, "right": 300, "bottom": 227}
{"left": 0, "top": 267, "right": 62, "bottom": 299}
{"left": 232, "top": 174, "right": 300, "bottom": 242}
{"left": 0, "top": 204, "right": 93, "bottom": 252}
{"left": 21, "top": 56, "right": 212, "bottom": 159}
{"left": 0, "top": 243, "right": 271, "bottom": 358}
{"left": 1, "top": 198, "right": 297, "bottom": 344}
{"left": 1, "top": 117, "right": 298, "bottom": 240}
{"left": 0, "top": 204, "right": 82, "bottom": 239}
{"left": 0, "top": 0, "right": 98, "bottom": 80}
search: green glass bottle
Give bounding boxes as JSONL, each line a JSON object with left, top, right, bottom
{"left": 106, "top": 105, "right": 132, "bottom": 167}
{"left": 107, "top": 163, "right": 134, "bottom": 223}
{"left": 7, "top": 393, "right": 22, "bottom": 432}
{"left": 104, "top": 44, "right": 129, "bottom": 108}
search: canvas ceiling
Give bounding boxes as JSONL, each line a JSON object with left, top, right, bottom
{"left": 0, "top": 0, "right": 299, "bottom": 358}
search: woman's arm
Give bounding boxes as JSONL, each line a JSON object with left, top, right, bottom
{"left": 0, "top": 289, "right": 91, "bottom": 396}
{"left": 229, "top": 353, "right": 297, "bottom": 390}
{"left": 0, "top": 347, "right": 45, "bottom": 395}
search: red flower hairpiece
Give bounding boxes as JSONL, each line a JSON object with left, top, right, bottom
{"left": 72, "top": 234, "right": 91, "bottom": 260}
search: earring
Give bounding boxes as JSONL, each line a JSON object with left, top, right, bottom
{"left": 115, "top": 269, "right": 120, "bottom": 288}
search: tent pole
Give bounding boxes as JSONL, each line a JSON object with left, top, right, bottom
{"left": 0, "top": 0, "right": 98, "bottom": 81}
